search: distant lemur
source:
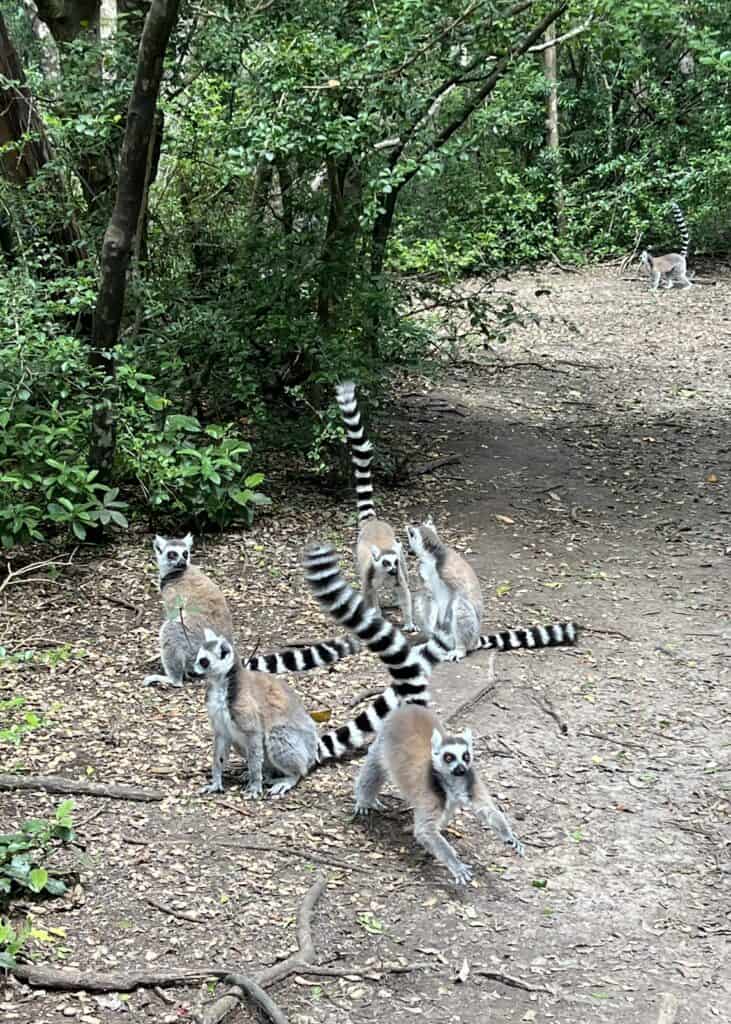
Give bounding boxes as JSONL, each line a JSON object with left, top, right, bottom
{"left": 406, "top": 517, "right": 578, "bottom": 661}
{"left": 640, "top": 202, "right": 692, "bottom": 290}
{"left": 336, "top": 381, "right": 416, "bottom": 631}
{"left": 144, "top": 534, "right": 360, "bottom": 687}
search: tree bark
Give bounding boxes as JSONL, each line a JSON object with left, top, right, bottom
{"left": 543, "top": 27, "right": 565, "bottom": 234}
{"left": 89, "top": 0, "right": 181, "bottom": 476}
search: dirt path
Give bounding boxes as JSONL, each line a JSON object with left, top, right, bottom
{"left": 2, "top": 267, "right": 729, "bottom": 1023}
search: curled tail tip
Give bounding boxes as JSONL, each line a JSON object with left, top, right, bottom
{"left": 336, "top": 381, "right": 356, "bottom": 400}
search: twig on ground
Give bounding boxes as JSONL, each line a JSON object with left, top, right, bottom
{"left": 490, "top": 361, "right": 569, "bottom": 375}
{"left": 583, "top": 625, "right": 634, "bottom": 642}
{"left": 0, "top": 773, "right": 164, "bottom": 802}
{"left": 473, "top": 967, "right": 557, "bottom": 995}
{"left": 569, "top": 504, "right": 591, "bottom": 527}
{"left": 657, "top": 992, "right": 680, "bottom": 1024}
{"left": 409, "top": 455, "right": 461, "bottom": 476}
{"left": 532, "top": 692, "right": 568, "bottom": 736}
{"left": 578, "top": 729, "right": 649, "bottom": 752}
{"left": 154, "top": 986, "right": 177, "bottom": 1006}
{"left": 447, "top": 653, "right": 496, "bottom": 724}
{"left": 0, "top": 552, "right": 76, "bottom": 596}
{"left": 348, "top": 686, "right": 387, "bottom": 709}
{"left": 96, "top": 593, "right": 139, "bottom": 614}
{"left": 146, "top": 896, "right": 205, "bottom": 924}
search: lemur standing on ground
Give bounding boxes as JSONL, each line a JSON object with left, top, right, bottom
{"left": 336, "top": 381, "right": 416, "bottom": 631}
{"left": 406, "top": 517, "right": 578, "bottom": 662}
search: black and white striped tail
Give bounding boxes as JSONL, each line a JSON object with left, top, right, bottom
{"left": 304, "top": 543, "right": 450, "bottom": 760}
{"left": 336, "top": 381, "right": 376, "bottom": 524}
{"left": 670, "top": 202, "right": 690, "bottom": 259}
{"left": 245, "top": 634, "right": 361, "bottom": 674}
{"left": 478, "top": 621, "right": 578, "bottom": 652}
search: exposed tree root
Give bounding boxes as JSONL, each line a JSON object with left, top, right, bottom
{"left": 9, "top": 964, "right": 229, "bottom": 992}
{"left": 0, "top": 773, "right": 164, "bottom": 802}
{"left": 197, "top": 875, "right": 328, "bottom": 1024}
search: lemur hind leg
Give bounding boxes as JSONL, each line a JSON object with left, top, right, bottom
{"left": 413, "top": 807, "right": 473, "bottom": 885}
{"left": 442, "top": 597, "right": 480, "bottom": 662}
{"left": 354, "top": 734, "right": 387, "bottom": 814}
{"left": 144, "top": 624, "right": 188, "bottom": 687}
{"left": 265, "top": 726, "right": 316, "bottom": 797}
{"left": 397, "top": 562, "right": 416, "bottom": 632}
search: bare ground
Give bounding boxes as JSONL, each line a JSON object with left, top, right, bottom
{"left": 1, "top": 266, "right": 729, "bottom": 1024}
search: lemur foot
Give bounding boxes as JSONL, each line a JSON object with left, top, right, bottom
{"left": 199, "top": 780, "right": 223, "bottom": 795}
{"left": 402, "top": 621, "right": 418, "bottom": 633}
{"left": 450, "top": 861, "right": 474, "bottom": 886}
{"left": 268, "top": 777, "right": 299, "bottom": 797}
{"left": 506, "top": 835, "right": 525, "bottom": 857}
{"left": 144, "top": 674, "right": 183, "bottom": 688}
{"left": 244, "top": 783, "right": 263, "bottom": 800}
{"left": 442, "top": 648, "right": 467, "bottom": 663}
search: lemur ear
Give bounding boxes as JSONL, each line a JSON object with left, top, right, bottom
{"left": 153, "top": 535, "right": 165, "bottom": 553}
{"left": 424, "top": 515, "right": 435, "bottom": 529}
{"left": 394, "top": 539, "right": 402, "bottom": 555}
{"left": 462, "top": 728, "right": 474, "bottom": 755}
{"left": 431, "top": 729, "right": 443, "bottom": 756}
{"left": 370, "top": 544, "right": 381, "bottom": 561}
{"left": 203, "top": 627, "right": 218, "bottom": 643}
{"left": 183, "top": 532, "right": 194, "bottom": 549}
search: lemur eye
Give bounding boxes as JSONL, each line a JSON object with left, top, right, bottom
{"left": 220, "top": 645, "right": 229, "bottom": 657}
{"left": 167, "top": 551, "right": 176, "bottom": 560}
{"left": 463, "top": 752, "right": 471, "bottom": 764}
{"left": 444, "top": 753, "right": 455, "bottom": 764}
{"left": 182, "top": 550, "right": 189, "bottom": 560}
{"left": 198, "top": 657, "right": 210, "bottom": 669}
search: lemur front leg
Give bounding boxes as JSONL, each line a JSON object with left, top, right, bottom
{"left": 200, "top": 733, "right": 231, "bottom": 795}
{"left": 471, "top": 774, "right": 525, "bottom": 856}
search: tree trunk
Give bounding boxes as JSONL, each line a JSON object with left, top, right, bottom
{"left": 0, "top": 11, "right": 85, "bottom": 262}
{"left": 89, "top": 0, "right": 181, "bottom": 477}
{"left": 543, "top": 28, "right": 565, "bottom": 234}
{"left": 316, "top": 154, "right": 362, "bottom": 332}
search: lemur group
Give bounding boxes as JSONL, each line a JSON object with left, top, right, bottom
{"left": 145, "top": 382, "right": 578, "bottom": 887}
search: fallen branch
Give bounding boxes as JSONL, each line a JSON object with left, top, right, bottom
{"left": 490, "top": 361, "right": 569, "bottom": 374}
{"left": 10, "top": 964, "right": 229, "bottom": 992}
{"left": 447, "top": 653, "right": 496, "bottom": 724}
{"left": 473, "top": 967, "right": 556, "bottom": 995}
{"left": 408, "top": 455, "right": 461, "bottom": 477}
{"left": 0, "top": 773, "right": 164, "bottom": 802}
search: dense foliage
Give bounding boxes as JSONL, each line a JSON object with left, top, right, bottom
{"left": 1, "top": 1, "right": 728, "bottom": 547}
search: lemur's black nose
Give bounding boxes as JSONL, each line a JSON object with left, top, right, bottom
{"left": 454, "top": 764, "right": 466, "bottom": 776}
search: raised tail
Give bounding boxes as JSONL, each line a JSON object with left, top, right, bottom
{"left": 670, "top": 202, "right": 690, "bottom": 259}
{"left": 477, "top": 621, "right": 578, "bottom": 652}
{"left": 304, "top": 542, "right": 450, "bottom": 760}
{"left": 336, "top": 381, "right": 376, "bottom": 524}
{"left": 245, "top": 634, "right": 360, "bottom": 673}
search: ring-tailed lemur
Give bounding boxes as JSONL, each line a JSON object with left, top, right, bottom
{"left": 144, "top": 534, "right": 361, "bottom": 686}
{"left": 304, "top": 543, "right": 451, "bottom": 761}
{"left": 406, "top": 518, "right": 578, "bottom": 662}
{"left": 355, "top": 704, "right": 524, "bottom": 885}
{"left": 194, "top": 629, "right": 318, "bottom": 798}
{"left": 640, "top": 202, "right": 692, "bottom": 290}
{"left": 336, "top": 381, "right": 416, "bottom": 631}
{"left": 144, "top": 534, "right": 236, "bottom": 687}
